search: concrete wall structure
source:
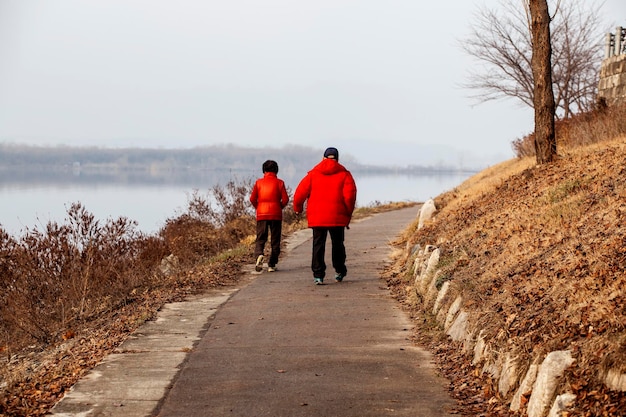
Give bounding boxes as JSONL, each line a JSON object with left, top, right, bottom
{"left": 598, "top": 27, "right": 626, "bottom": 104}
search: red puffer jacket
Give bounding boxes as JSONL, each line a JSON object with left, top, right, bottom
{"left": 249, "top": 172, "right": 289, "bottom": 221}
{"left": 293, "top": 158, "right": 357, "bottom": 227}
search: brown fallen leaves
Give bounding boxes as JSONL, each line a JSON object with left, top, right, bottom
{"left": 384, "top": 138, "right": 626, "bottom": 416}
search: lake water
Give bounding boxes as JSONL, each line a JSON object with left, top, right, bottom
{"left": 0, "top": 172, "right": 473, "bottom": 237}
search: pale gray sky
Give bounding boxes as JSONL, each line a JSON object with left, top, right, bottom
{"left": 0, "top": 0, "right": 623, "bottom": 167}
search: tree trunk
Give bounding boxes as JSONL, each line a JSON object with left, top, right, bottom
{"left": 529, "top": 0, "right": 557, "bottom": 164}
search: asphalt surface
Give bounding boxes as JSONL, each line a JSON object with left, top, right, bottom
{"left": 50, "top": 206, "right": 455, "bottom": 417}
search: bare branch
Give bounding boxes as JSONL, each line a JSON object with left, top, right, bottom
{"left": 460, "top": 0, "right": 605, "bottom": 118}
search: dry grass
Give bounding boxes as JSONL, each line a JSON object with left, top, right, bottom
{"left": 386, "top": 110, "right": 626, "bottom": 415}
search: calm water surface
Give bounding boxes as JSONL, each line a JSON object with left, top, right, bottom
{"left": 0, "top": 172, "right": 472, "bottom": 236}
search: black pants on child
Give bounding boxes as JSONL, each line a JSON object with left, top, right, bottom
{"left": 255, "top": 220, "right": 282, "bottom": 267}
{"left": 311, "top": 226, "right": 347, "bottom": 279}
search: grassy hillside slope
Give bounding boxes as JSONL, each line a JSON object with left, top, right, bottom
{"left": 385, "top": 136, "right": 626, "bottom": 415}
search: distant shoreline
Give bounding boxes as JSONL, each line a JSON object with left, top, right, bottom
{"left": 0, "top": 143, "right": 478, "bottom": 182}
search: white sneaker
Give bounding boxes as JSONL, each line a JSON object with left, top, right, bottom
{"left": 267, "top": 266, "right": 277, "bottom": 272}
{"left": 255, "top": 255, "right": 264, "bottom": 272}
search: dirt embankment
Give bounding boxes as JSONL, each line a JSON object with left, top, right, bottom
{"left": 384, "top": 137, "right": 626, "bottom": 416}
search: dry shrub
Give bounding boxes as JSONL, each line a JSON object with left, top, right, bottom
{"left": 161, "top": 215, "right": 221, "bottom": 265}
{"left": 511, "top": 101, "right": 626, "bottom": 158}
{"left": 210, "top": 179, "right": 255, "bottom": 226}
{"left": 221, "top": 216, "right": 256, "bottom": 245}
{"left": 511, "top": 132, "right": 537, "bottom": 158}
{"left": 135, "top": 234, "right": 170, "bottom": 275}
{"left": 565, "top": 101, "right": 626, "bottom": 146}
{"left": 282, "top": 197, "right": 300, "bottom": 225}
{"left": 0, "top": 178, "right": 261, "bottom": 358}
{"left": 160, "top": 179, "right": 257, "bottom": 265}
{"left": 0, "top": 203, "right": 162, "bottom": 353}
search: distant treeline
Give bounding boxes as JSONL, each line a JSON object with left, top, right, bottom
{"left": 0, "top": 143, "right": 474, "bottom": 182}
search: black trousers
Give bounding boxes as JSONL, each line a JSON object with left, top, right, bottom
{"left": 311, "top": 226, "right": 347, "bottom": 279}
{"left": 255, "top": 220, "right": 282, "bottom": 267}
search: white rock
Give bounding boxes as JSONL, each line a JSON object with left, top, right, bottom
{"left": 527, "top": 351, "right": 575, "bottom": 417}
{"left": 417, "top": 248, "right": 440, "bottom": 292}
{"left": 473, "top": 332, "right": 487, "bottom": 365}
{"left": 444, "top": 296, "right": 463, "bottom": 330}
{"left": 498, "top": 353, "right": 519, "bottom": 397}
{"left": 159, "top": 254, "right": 179, "bottom": 276}
{"left": 418, "top": 199, "right": 437, "bottom": 229}
{"left": 604, "top": 369, "right": 626, "bottom": 392}
{"left": 511, "top": 364, "right": 539, "bottom": 412}
{"left": 447, "top": 311, "right": 468, "bottom": 341}
{"left": 425, "top": 270, "right": 444, "bottom": 307}
{"left": 432, "top": 280, "right": 450, "bottom": 315}
{"left": 547, "top": 393, "right": 577, "bottom": 417}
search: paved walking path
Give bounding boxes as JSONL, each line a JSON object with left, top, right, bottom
{"left": 51, "top": 206, "right": 455, "bottom": 417}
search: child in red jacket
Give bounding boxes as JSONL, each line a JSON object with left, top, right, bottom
{"left": 250, "top": 160, "right": 289, "bottom": 272}
{"left": 293, "top": 147, "right": 357, "bottom": 284}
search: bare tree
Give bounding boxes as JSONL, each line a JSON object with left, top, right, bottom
{"left": 529, "top": 0, "right": 556, "bottom": 164}
{"left": 549, "top": 1, "right": 604, "bottom": 118}
{"left": 461, "top": 0, "right": 604, "bottom": 119}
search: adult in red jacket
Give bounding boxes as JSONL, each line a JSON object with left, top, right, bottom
{"left": 293, "top": 147, "right": 357, "bottom": 285}
{"left": 250, "top": 160, "right": 289, "bottom": 272}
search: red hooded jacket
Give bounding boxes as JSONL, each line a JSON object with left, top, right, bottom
{"left": 250, "top": 172, "right": 289, "bottom": 221}
{"left": 293, "top": 158, "right": 357, "bottom": 227}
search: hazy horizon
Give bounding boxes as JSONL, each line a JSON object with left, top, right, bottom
{"left": 1, "top": 0, "right": 623, "bottom": 168}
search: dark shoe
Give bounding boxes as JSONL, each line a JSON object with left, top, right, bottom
{"left": 335, "top": 273, "right": 344, "bottom": 282}
{"left": 314, "top": 277, "right": 323, "bottom": 285}
{"left": 255, "top": 255, "right": 264, "bottom": 272}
